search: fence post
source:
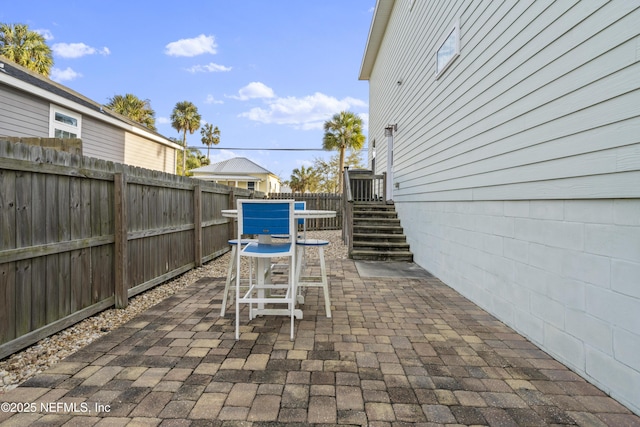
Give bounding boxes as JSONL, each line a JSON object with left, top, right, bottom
{"left": 194, "top": 184, "right": 202, "bottom": 267}
{"left": 114, "top": 173, "right": 128, "bottom": 309}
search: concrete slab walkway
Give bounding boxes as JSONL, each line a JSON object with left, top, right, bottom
{"left": 0, "top": 258, "right": 638, "bottom": 426}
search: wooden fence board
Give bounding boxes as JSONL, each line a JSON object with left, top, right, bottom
{"left": 0, "top": 168, "right": 17, "bottom": 341}
{"left": 15, "top": 170, "right": 32, "bottom": 336}
{"left": 58, "top": 174, "right": 71, "bottom": 318}
{"left": 15, "top": 258, "right": 30, "bottom": 337}
{"left": 0, "top": 262, "right": 16, "bottom": 342}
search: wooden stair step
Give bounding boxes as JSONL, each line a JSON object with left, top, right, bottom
{"left": 350, "top": 249, "right": 414, "bottom": 262}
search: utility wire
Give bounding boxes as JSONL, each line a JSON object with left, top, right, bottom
{"left": 187, "top": 146, "right": 368, "bottom": 151}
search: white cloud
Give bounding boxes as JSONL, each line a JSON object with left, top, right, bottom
{"left": 343, "top": 97, "right": 368, "bottom": 108}
{"left": 228, "top": 82, "right": 275, "bottom": 100}
{"left": 52, "top": 42, "right": 110, "bottom": 58}
{"left": 186, "top": 62, "right": 232, "bottom": 73}
{"left": 239, "top": 92, "right": 367, "bottom": 130}
{"left": 157, "top": 117, "right": 170, "bottom": 124}
{"left": 34, "top": 29, "right": 53, "bottom": 41}
{"left": 359, "top": 112, "right": 369, "bottom": 133}
{"left": 204, "top": 94, "right": 224, "bottom": 105}
{"left": 165, "top": 34, "right": 217, "bottom": 57}
{"left": 50, "top": 67, "right": 82, "bottom": 82}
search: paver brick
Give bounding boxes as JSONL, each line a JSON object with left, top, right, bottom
{"left": 247, "top": 394, "right": 281, "bottom": 421}
{"left": 189, "top": 392, "right": 226, "bottom": 419}
{"left": 308, "top": 395, "right": 337, "bottom": 424}
{"left": 129, "top": 391, "right": 173, "bottom": 417}
{"left": 225, "top": 383, "right": 258, "bottom": 406}
{"left": 365, "top": 402, "right": 396, "bottom": 421}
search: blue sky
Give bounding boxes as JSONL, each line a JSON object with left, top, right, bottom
{"left": 1, "top": 1, "right": 375, "bottom": 180}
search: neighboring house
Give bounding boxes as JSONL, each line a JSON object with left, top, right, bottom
{"left": 361, "top": 0, "right": 640, "bottom": 415}
{"left": 0, "top": 59, "right": 181, "bottom": 173}
{"left": 191, "top": 157, "right": 281, "bottom": 193}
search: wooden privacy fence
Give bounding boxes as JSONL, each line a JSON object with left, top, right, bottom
{"left": 268, "top": 192, "right": 342, "bottom": 230}
{"left": 0, "top": 140, "right": 259, "bottom": 360}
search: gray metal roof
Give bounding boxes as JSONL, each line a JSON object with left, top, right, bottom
{"left": 191, "top": 157, "right": 274, "bottom": 175}
{"left": 191, "top": 174, "right": 262, "bottom": 182}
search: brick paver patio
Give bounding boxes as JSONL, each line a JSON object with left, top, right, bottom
{"left": 0, "top": 258, "right": 638, "bottom": 426}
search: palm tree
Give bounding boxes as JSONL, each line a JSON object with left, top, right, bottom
{"left": 200, "top": 123, "right": 220, "bottom": 159}
{"left": 288, "top": 165, "right": 320, "bottom": 193}
{"left": 322, "top": 111, "right": 366, "bottom": 192}
{"left": 106, "top": 93, "right": 157, "bottom": 131}
{"left": 0, "top": 23, "right": 53, "bottom": 76}
{"left": 175, "top": 147, "right": 209, "bottom": 176}
{"left": 171, "top": 101, "right": 201, "bottom": 176}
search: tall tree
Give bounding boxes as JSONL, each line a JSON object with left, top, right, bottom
{"left": 0, "top": 23, "right": 53, "bottom": 76}
{"left": 322, "top": 111, "right": 366, "bottom": 192}
{"left": 176, "top": 147, "right": 210, "bottom": 176}
{"left": 200, "top": 123, "right": 220, "bottom": 159}
{"left": 106, "top": 93, "right": 157, "bottom": 130}
{"left": 170, "top": 101, "right": 201, "bottom": 176}
{"left": 288, "top": 165, "right": 320, "bottom": 193}
{"left": 314, "top": 150, "right": 364, "bottom": 193}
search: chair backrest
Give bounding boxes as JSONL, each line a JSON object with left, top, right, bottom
{"left": 294, "top": 201, "right": 306, "bottom": 226}
{"left": 238, "top": 199, "right": 295, "bottom": 236}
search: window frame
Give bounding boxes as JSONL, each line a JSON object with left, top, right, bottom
{"left": 49, "top": 104, "right": 82, "bottom": 139}
{"left": 435, "top": 22, "right": 460, "bottom": 79}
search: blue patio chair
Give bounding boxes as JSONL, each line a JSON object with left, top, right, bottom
{"left": 235, "top": 199, "right": 297, "bottom": 340}
{"left": 271, "top": 201, "right": 306, "bottom": 239}
{"left": 271, "top": 201, "right": 306, "bottom": 275}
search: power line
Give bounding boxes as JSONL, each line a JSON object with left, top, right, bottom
{"left": 187, "top": 146, "right": 369, "bottom": 152}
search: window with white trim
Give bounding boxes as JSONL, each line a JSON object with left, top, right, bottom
{"left": 49, "top": 105, "right": 81, "bottom": 138}
{"left": 435, "top": 23, "right": 459, "bottom": 78}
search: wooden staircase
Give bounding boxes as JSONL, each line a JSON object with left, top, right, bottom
{"left": 350, "top": 202, "right": 413, "bottom": 261}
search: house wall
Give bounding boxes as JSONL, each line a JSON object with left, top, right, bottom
{"left": 207, "top": 174, "right": 280, "bottom": 193}
{"left": 366, "top": 0, "right": 640, "bottom": 414}
{"left": 0, "top": 84, "right": 176, "bottom": 173}
{"left": 81, "top": 115, "right": 125, "bottom": 164}
{"left": 265, "top": 175, "right": 280, "bottom": 193}
{"left": 0, "top": 84, "right": 124, "bottom": 163}
{"left": 0, "top": 85, "right": 50, "bottom": 137}
{"left": 125, "top": 132, "right": 176, "bottom": 173}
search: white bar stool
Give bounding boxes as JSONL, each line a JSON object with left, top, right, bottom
{"left": 220, "top": 238, "right": 256, "bottom": 317}
{"left": 235, "top": 200, "right": 298, "bottom": 341}
{"left": 295, "top": 238, "right": 331, "bottom": 318}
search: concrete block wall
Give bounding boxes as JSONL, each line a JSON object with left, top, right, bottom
{"left": 397, "top": 199, "right": 640, "bottom": 415}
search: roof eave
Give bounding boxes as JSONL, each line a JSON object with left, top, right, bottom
{"left": 359, "top": 0, "right": 395, "bottom": 81}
